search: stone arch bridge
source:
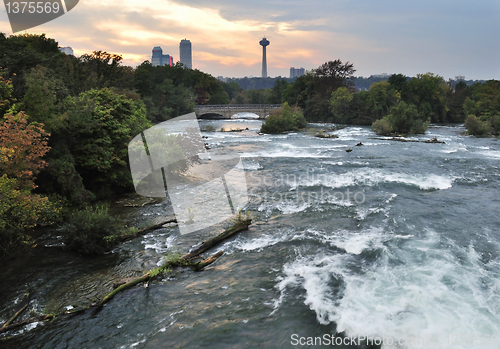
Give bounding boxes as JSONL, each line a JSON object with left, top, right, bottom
{"left": 195, "top": 104, "right": 282, "bottom": 119}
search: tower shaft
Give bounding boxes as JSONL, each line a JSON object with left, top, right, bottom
{"left": 262, "top": 45, "right": 267, "bottom": 78}
{"left": 259, "top": 37, "right": 270, "bottom": 78}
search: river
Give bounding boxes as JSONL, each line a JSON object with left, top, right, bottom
{"left": 1, "top": 119, "right": 500, "bottom": 349}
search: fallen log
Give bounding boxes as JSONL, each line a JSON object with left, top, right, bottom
{"left": 117, "top": 217, "right": 177, "bottom": 243}
{"left": 181, "top": 218, "right": 252, "bottom": 260}
{"left": 0, "top": 314, "right": 54, "bottom": 335}
{"left": 196, "top": 251, "right": 224, "bottom": 270}
{"left": 93, "top": 271, "right": 153, "bottom": 307}
{"left": 0, "top": 294, "right": 31, "bottom": 331}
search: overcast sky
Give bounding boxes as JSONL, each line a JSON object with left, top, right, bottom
{"left": 1, "top": 0, "right": 499, "bottom": 79}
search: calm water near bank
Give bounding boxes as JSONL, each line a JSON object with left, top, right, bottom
{"left": 1, "top": 120, "right": 500, "bottom": 349}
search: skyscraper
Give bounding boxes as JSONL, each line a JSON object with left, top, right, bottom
{"left": 152, "top": 46, "right": 163, "bottom": 66}
{"left": 179, "top": 39, "right": 192, "bottom": 69}
{"left": 259, "top": 37, "right": 270, "bottom": 78}
{"left": 151, "top": 47, "right": 173, "bottom": 67}
{"left": 290, "top": 67, "right": 305, "bottom": 78}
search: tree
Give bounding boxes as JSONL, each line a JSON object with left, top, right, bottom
{"left": 62, "top": 88, "right": 151, "bottom": 195}
{"left": 405, "top": 73, "right": 449, "bottom": 123}
{"left": 0, "top": 108, "right": 58, "bottom": 257}
{"left": 464, "top": 115, "right": 490, "bottom": 135}
{"left": 464, "top": 80, "right": 500, "bottom": 118}
{"left": 268, "top": 78, "right": 289, "bottom": 104}
{"left": 0, "top": 174, "right": 58, "bottom": 258}
{"left": 222, "top": 81, "right": 243, "bottom": 102}
{"left": 372, "top": 118, "right": 392, "bottom": 135}
{"left": 260, "top": 102, "right": 306, "bottom": 134}
{"left": 314, "top": 60, "right": 356, "bottom": 81}
{"left": 0, "top": 33, "right": 64, "bottom": 99}
{"left": 330, "top": 87, "right": 353, "bottom": 123}
{"left": 142, "top": 79, "right": 195, "bottom": 121}
{"left": 461, "top": 80, "right": 500, "bottom": 134}
{"left": 282, "top": 73, "right": 313, "bottom": 110}
{"left": 22, "top": 66, "right": 68, "bottom": 132}
{"left": 305, "top": 60, "right": 356, "bottom": 121}
{"left": 446, "top": 80, "right": 470, "bottom": 123}
{"left": 247, "top": 89, "right": 271, "bottom": 104}
{"left": 366, "top": 81, "right": 401, "bottom": 120}
{"left": 79, "top": 51, "right": 125, "bottom": 89}
{"left": 385, "top": 101, "right": 429, "bottom": 134}
{"left": 0, "top": 112, "right": 50, "bottom": 189}
{"left": 388, "top": 74, "right": 408, "bottom": 95}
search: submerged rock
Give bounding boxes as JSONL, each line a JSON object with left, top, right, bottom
{"left": 315, "top": 130, "right": 339, "bottom": 138}
{"left": 424, "top": 137, "right": 445, "bottom": 144}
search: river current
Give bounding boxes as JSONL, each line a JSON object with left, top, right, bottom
{"left": 1, "top": 119, "right": 500, "bottom": 349}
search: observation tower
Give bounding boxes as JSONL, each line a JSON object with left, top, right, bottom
{"left": 259, "top": 37, "right": 270, "bottom": 78}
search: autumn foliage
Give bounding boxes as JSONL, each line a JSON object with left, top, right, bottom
{"left": 0, "top": 112, "right": 50, "bottom": 188}
{"left": 0, "top": 79, "right": 59, "bottom": 257}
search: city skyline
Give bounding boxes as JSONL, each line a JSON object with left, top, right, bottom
{"left": 1, "top": 0, "right": 498, "bottom": 80}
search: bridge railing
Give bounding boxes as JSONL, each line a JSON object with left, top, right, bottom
{"left": 194, "top": 104, "right": 282, "bottom": 110}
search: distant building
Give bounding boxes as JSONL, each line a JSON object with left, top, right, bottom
{"left": 372, "top": 73, "right": 390, "bottom": 78}
{"left": 151, "top": 46, "right": 173, "bottom": 67}
{"left": 290, "top": 67, "right": 305, "bottom": 78}
{"left": 59, "top": 46, "right": 74, "bottom": 55}
{"left": 179, "top": 39, "right": 192, "bottom": 69}
{"left": 455, "top": 75, "right": 465, "bottom": 81}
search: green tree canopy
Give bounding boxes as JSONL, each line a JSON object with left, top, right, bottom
{"left": 62, "top": 88, "right": 151, "bottom": 195}
{"left": 405, "top": 73, "right": 449, "bottom": 123}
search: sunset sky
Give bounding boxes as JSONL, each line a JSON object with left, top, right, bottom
{"left": 1, "top": 0, "right": 499, "bottom": 80}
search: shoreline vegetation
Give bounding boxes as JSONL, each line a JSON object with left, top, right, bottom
{"left": 0, "top": 32, "right": 499, "bottom": 260}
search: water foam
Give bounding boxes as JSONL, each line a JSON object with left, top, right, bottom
{"left": 295, "top": 168, "right": 454, "bottom": 191}
{"left": 275, "top": 229, "right": 500, "bottom": 349}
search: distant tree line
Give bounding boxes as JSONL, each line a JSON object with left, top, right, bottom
{"left": 263, "top": 61, "right": 499, "bottom": 135}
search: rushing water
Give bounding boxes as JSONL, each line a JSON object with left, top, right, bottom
{"left": 1, "top": 120, "right": 500, "bottom": 349}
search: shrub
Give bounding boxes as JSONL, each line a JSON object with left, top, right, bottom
{"left": 386, "top": 101, "right": 421, "bottom": 134}
{"left": 490, "top": 115, "right": 500, "bottom": 135}
{"left": 0, "top": 175, "right": 59, "bottom": 258}
{"left": 372, "top": 102, "right": 429, "bottom": 135}
{"left": 464, "top": 115, "right": 490, "bottom": 135}
{"left": 372, "top": 118, "right": 392, "bottom": 135}
{"left": 260, "top": 102, "right": 307, "bottom": 134}
{"left": 410, "top": 118, "right": 430, "bottom": 134}
{"left": 61, "top": 205, "right": 121, "bottom": 255}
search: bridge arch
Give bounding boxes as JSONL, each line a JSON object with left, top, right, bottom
{"left": 195, "top": 104, "right": 282, "bottom": 119}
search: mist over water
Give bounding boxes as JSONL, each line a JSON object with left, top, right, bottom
{"left": 1, "top": 121, "right": 500, "bottom": 348}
